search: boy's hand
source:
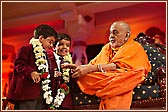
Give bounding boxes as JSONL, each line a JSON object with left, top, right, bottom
{"left": 31, "top": 71, "right": 41, "bottom": 83}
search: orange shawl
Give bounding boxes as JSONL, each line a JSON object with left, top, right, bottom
{"left": 77, "top": 39, "right": 151, "bottom": 110}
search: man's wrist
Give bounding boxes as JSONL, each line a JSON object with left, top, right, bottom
{"left": 114, "top": 63, "right": 120, "bottom": 69}
{"left": 97, "top": 64, "right": 106, "bottom": 73}
{"left": 111, "top": 63, "right": 117, "bottom": 70}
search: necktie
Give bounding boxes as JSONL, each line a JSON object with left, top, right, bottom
{"left": 59, "top": 56, "right": 64, "bottom": 65}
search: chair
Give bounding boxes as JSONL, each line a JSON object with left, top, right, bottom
{"left": 131, "top": 32, "right": 166, "bottom": 108}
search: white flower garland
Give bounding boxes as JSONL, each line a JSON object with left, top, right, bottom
{"left": 29, "top": 38, "right": 72, "bottom": 110}
{"left": 29, "top": 38, "right": 47, "bottom": 74}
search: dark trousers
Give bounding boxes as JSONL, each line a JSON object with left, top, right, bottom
{"left": 14, "top": 93, "right": 44, "bottom": 110}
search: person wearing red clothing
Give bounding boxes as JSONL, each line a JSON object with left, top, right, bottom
{"left": 7, "top": 24, "right": 57, "bottom": 110}
{"left": 44, "top": 33, "right": 73, "bottom": 110}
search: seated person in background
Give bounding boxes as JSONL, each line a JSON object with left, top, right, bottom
{"left": 145, "top": 27, "right": 166, "bottom": 54}
{"left": 62, "top": 21, "right": 151, "bottom": 110}
{"left": 45, "top": 33, "right": 73, "bottom": 110}
{"left": 134, "top": 32, "right": 166, "bottom": 84}
{"left": 153, "top": 34, "right": 166, "bottom": 54}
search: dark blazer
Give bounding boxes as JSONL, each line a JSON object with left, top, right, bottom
{"left": 7, "top": 45, "right": 41, "bottom": 103}
{"left": 47, "top": 49, "right": 73, "bottom": 109}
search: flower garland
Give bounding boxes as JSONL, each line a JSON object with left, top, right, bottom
{"left": 29, "top": 38, "right": 72, "bottom": 110}
{"left": 62, "top": 53, "right": 73, "bottom": 83}
{"left": 49, "top": 52, "right": 72, "bottom": 110}
{"left": 29, "top": 38, "right": 47, "bottom": 74}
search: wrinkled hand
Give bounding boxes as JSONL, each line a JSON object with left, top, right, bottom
{"left": 61, "top": 63, "right": 78, "bottom": 77}
{"left": 61, "top": 64, "right": 90, "bottom": 78}
{"left": 31, "top": 71, "right": 41, "bottom": 83}
{"left": 71, "top": 65, "right": 91, "bottom": 78}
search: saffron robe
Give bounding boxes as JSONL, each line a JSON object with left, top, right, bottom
{"left": 77, "top": 39, "right": 151, "bottom": 110}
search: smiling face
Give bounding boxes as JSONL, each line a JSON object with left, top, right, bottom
{"left": 55, "top": 39, "right": 71, "bottom": 56}
{"left": 109, "top": 21, "right": 130, "bottom": 48}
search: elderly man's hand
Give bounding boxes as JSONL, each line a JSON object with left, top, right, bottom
{"left": 71, "top": 65, "right": 92, "bottom": 78}
{"left": 61, "top": 63, "right": 78, "bottom": 77}
{"left": 61, "top": 64, "right": 97, "bottom": 78}
{"left": 61, "top": 63, "right": 77, "bottom": 69}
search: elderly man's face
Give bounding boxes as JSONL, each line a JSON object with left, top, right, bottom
{"left": 109, "top": 22, "right": 129, "bottom": 48}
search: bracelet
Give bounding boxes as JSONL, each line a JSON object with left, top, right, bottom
{"left": 97, "top": 64, "right": 106, "bottom": 73}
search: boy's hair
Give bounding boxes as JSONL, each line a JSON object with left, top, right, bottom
{"left": 57, "top": 33, "right": 71, "bottom": 42}
{"left": 55, "top": 33, "right": 71, "bottom": 46}
{"left": 34, "top": 24, "right": 57, "bottom": 39}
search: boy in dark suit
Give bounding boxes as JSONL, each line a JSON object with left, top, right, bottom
{"left": 7, "top": 24, "right": 57, "bottom": 110}
{"left": 46, "top": 33, "right": 73, "bottom": 110}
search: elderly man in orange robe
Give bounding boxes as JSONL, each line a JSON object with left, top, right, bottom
{"left": 63, "top": 21, "right": 151, "bottom": 110}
